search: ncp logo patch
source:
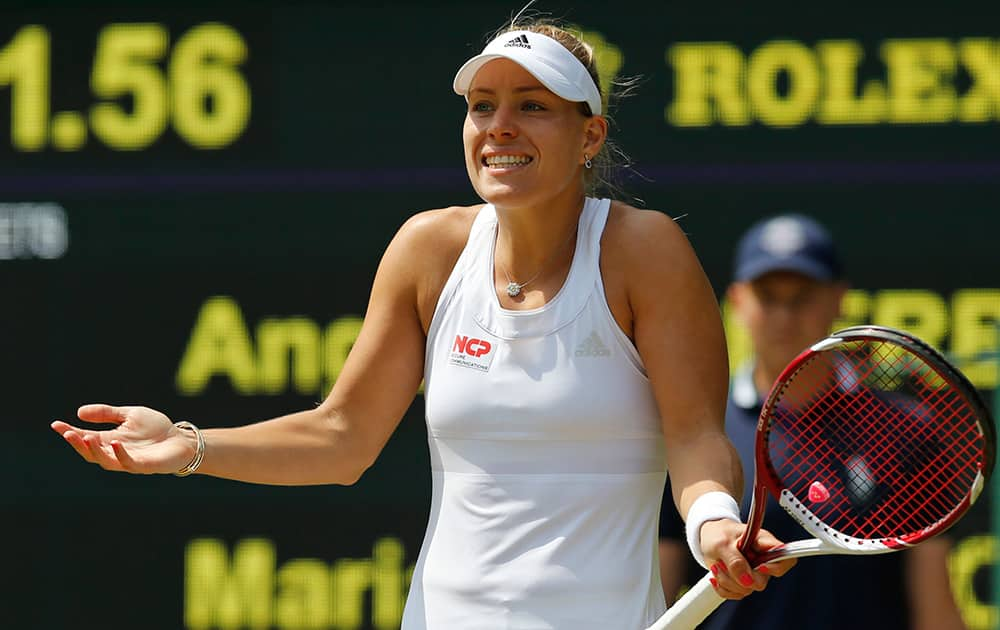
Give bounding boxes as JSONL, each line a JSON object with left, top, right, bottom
{"left": 449, "top": 334, "right": 495, "bottom": 372}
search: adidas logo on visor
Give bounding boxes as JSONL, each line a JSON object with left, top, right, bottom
{"left": 504, "top": 34, "right": 531, "bottom": 49}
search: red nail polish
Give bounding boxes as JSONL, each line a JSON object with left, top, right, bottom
{"left": 739, "top": 573, "right": 753, "bottom": 587}
{"left": 718, "top": 560, "right": 727, "bottom": 571}
{"left": 710, "top": 578, "right": 718, "bottom": 588}
{"left": 758, "top": 565, "right": 770, "bottom": 575}
{"left": 710, "top": 564, "right": 719, "bottom": 576}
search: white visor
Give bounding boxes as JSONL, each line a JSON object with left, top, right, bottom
{"left": 453, "top": 30, "right": 602, "bottom": 116}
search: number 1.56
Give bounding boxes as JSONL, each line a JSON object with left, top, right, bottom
{"left": 0, "top": 22, "right": 251, "bottom": 152}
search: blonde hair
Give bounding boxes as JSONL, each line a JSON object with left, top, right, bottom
{"left": 490, "top": 18, "right": 635, "bottom": 200}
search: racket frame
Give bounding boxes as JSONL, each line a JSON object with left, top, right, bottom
{"left": 740, "top": 324, "right": 995, "bottom": 565}
{"left": 648, "top": 325, "right": 995, "bottom": 630}
{"left": 646, "top": 325, "right": 996, "bottom": 630}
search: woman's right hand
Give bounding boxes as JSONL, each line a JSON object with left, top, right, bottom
{"left": 51, "top": 404, "right": 196, "bottom": 475}
{"left": 699, "top": 519, "right": 797, "bottom": 599}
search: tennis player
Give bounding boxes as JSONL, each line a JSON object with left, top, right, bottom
{"left": 659, "top": 214, "right": 967, "bottom": 629}
{"left": 52, "top": 19, "right": 793, "bottom": 629}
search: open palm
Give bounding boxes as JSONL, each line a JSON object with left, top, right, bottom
{"left": 51, "top": 404, "right": 193, "bottom": 474}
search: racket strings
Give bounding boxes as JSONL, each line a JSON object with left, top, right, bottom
{"left": 854, "top": 344, "right": 983, "bottom": 535}
{"left": 767, "top": 340, "right": 984, "bottom": 542}
{"left": 811, "top": 382, "right": 977, "bottom": 538}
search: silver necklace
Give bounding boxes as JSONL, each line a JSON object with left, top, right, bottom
{"left": 497, "top": 225, "right": 578, "bottom": 298}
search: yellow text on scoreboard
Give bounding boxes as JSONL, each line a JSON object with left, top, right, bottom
{"left": 666, "top": 38, "right": 1000, "bottom": 127}
{"left": 184, "top": 537, "right": 412, "bottom": 630}
{"left": 723, "top": 288, "right": 1000, "bottom": 387}
{"left": 175, "top": 289, "right": 1000, "bottom": 397}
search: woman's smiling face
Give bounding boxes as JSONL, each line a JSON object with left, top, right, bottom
{"left": 462, "top": 58, "right": 596, "bottom": 210}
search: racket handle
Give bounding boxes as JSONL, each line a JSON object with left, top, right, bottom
{"left": 645, "top": 573, "right": 724, "bottom": 630}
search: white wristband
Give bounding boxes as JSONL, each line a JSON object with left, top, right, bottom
{"left": 685, "top": 491, "right": 741, "bottom": 569}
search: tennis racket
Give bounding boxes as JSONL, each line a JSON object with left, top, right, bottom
{"left": 648, "top": 324, "right": 995, "bottom": 630}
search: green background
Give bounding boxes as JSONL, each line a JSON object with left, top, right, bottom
{"left": 4, "top": 1, "right": 998, "bottom": 628}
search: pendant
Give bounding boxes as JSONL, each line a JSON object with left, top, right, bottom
{"left": 506, "top": 282, "right": 523, "bottom": 297}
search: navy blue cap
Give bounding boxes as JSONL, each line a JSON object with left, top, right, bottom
{"left": 734, "top": 214, "right": 843, "bottom": 282}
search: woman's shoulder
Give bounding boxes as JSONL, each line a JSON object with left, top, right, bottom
{"left": 395, "top": 204, "right": 484, "bottom": 255}
{"left": 603, "top": 200, "right": 694, "bottom": 266}
{"left": 598, "top": 201, "right": 704, "bottom": 335}
{"left": 390, "top": 204, "right": 485, "bottom": 330}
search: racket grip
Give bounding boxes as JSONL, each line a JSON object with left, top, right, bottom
{"left": 645, "top": 573, "right": 724, "bottom": 630}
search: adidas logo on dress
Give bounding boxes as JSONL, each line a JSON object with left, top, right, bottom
{"left": 504, "top": 34, "right": 531, "bottom": 49}
{"left": 575, "top": 331, "right": 611, "bottom": 357}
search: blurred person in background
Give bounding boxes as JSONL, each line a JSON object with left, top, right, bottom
{"left": 51, "top": 16, "right": 794, "bottom": 630}
{"left": 658, "top": 213, "right": 967, "bottom": 629}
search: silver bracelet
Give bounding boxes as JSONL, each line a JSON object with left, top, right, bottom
{"left": 173, "top": 421, "right": 205, "bottom": 477}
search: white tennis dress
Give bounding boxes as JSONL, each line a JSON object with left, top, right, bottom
{"left": 403, "top": 198, "right": 668, "bottom": 629}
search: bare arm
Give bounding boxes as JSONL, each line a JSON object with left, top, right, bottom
{"left": 606, "top": 205, "right": 791, "bottom": 596}
{"left": 905, "top": 539, "right": 967, "bottom": 630}
{"left": 52, "top": 207, "right": 473, "bottom": 485}
{"left": 610, "top": 209, "right": 739, "bottom": 519}
{"left": 192, "top": 211, "right": 430, "bottom": 484}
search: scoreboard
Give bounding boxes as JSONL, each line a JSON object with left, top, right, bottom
{"left": 3, "top": 1, "right": 998, "bottom": 628}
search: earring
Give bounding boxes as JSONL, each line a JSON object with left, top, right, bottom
{"left": 584, "top": 154, "right": 593, "bottom": 169}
